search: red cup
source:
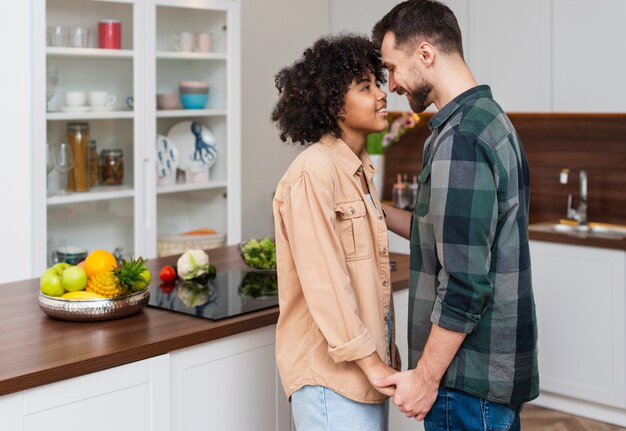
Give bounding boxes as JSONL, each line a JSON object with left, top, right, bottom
{"left": 98, "top": 20, "right": 121, "bottom": 49}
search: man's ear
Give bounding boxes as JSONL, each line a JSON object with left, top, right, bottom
{"left": 416, "top": 42, "right": 435, "bottom": 65}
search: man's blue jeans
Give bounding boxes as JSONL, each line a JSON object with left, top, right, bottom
{"left": 424, "top": 387, "right": 521, "bottom": 431}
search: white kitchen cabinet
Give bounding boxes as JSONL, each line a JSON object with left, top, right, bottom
{"left": 530, "top": 240, "right": 626, "bottom": 425}
{"left": 552, "top": 0, "right": 626, "bottom": 112}
{"left": 32, "top": 0, "right": 241, "bottom": 272}
{"left": 0, "top": 355, "right": 170, "bottom": 431}
{"left": 389, "top": 288, "right": 426, "bottom": 431}
{"left": 169, "top": 325, "right": 290, "bottom": 431}
{"left": 467, "top": 0, "right": 551, "bottom": 112}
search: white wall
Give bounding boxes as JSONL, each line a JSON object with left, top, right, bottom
{"left": 240, "top": 0, "right": 330, "bottom": 239}
{"left": 0, "top": 2, "right": 33, "bottom": 283}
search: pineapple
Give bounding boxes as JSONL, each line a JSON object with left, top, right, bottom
{"left": 86, "top": 257, "right": 150, "bottom": 298}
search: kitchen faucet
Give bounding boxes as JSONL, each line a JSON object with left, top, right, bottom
{"left": 559, "top": 168, "right": 587, "bottom": 225}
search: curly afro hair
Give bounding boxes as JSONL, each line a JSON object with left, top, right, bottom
{"left": 271, "top": 34, "right": 386, "bottom": 145}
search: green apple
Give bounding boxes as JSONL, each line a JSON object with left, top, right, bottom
{"left": 52, "top": 262, "right": 71, "bottom": 273}
{"left": 61, "top": 266, "right": 88, "bottom": 292}
{"left": 133, "top": 269, "right": 152, "bottom": 290}
{"left": 40, "top": 268, "right": 65, "bottom": 297}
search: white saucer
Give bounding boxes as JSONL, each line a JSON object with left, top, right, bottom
{"left": 89, "top": 105, "right": 115, "bottom": 112}
{"left": 60, "top": 106, "right": 90, "bottom": 113}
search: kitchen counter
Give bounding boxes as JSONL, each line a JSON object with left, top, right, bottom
{"left": 0, "top": 245, "right": 409, "bottom": 396}
{"left": 529, "top": 221, "right": 626, "bottom": 251}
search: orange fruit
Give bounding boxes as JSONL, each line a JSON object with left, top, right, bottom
{"left": 83, "top": 250, "right": 118, "bottom": 278}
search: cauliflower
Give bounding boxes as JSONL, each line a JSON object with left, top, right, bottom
{"left": 177, "top": 249, "right": 210, "bottom": 280}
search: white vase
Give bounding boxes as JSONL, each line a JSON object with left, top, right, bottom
{"left": 369, "top": 154, "right": 385, "bottom": 197}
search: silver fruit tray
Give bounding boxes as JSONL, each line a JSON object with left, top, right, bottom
{"left": 38, "top": 289, "right": 150, "bottom": 322}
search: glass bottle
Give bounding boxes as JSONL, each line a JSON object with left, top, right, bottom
{"left": 99, "top": 149, "right": 124, "bottom": 186}
{"left": 66, "top": 122, "right": 90, "bottom": 192}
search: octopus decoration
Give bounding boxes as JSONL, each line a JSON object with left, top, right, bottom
{"left": 190, "top": 121, "right": 217, "bottom": 165}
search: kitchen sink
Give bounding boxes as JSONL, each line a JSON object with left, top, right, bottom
{"left": 529, "top": 221, "right": 626, "bottom": 240}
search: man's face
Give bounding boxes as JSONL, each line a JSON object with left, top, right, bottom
{"left": 380, "top": 32, "right": 433, "bottom": 113}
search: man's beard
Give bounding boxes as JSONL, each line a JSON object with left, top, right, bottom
{"left": 407, "top": 79, "right": 433, "bottom": 113}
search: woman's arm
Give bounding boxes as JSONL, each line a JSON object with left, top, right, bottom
{"left": 381, "top": 203, "right": 412, "bottom": 239}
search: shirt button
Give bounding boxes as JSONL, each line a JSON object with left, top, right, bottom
{"left": 380, "top": 248, "right": 387, "bottom": 255}
{"left": 382, "top": 280, "right": 389, "bottom": 287}
{"left": 349, "top": 207, "right": 355, "bottom": 215}
{"left": 378, "top": 215, "right": 383, "bottom": 220}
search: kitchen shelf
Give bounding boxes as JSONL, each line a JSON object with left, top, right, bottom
{"left": 156, "top": 51, "right": 227, "bottom": 61}
{"left": 46, "top": 47, "right": 134, "bottom": 59}
{"left": 156, "top": 180, "right": 227, "bottom": 195}
{"left": 47, "top": 111, "right": 135, "bottom": 121}
{"left": 156, "top": 109, "right": 226, "bottom": 118}
{"left": 47, "top": 185, "right": 135, "bottom": 206}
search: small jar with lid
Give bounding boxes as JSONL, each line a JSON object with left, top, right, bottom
{"left": 99, "top": 149, "right": 124, "bottom": 186}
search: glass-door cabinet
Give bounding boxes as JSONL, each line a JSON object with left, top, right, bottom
{"left": 32, "top": 0, "right": 240, "bottom": 272}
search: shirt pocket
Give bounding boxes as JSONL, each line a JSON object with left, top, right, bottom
{"left": 334, "top": 200, "right": 371, "bottom": 262}
{"left": 415, "top": 164, "right": 431, "bottom": 217}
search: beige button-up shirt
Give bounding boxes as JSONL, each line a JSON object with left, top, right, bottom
{"left": 273, "top": 134, "right": 394, "bottom": 404}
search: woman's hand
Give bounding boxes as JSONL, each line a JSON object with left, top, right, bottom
{"left": 356, "top": 353, "right": 397, "bottom": 397}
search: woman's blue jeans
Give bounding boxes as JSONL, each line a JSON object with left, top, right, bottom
{"left": 424, "top": 387, "right": 521, "bottom": 431}
{"left": 291, "top": 385, "right": 388, "bottom": 431}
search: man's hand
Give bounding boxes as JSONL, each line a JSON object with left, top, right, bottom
{"left": 375, "top": 364, "right": 439, "bottom": 421}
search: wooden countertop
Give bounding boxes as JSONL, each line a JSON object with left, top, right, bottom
{"left": 529, "top": 221, "right": 626, "bottom": 251}
{"left": 0, "top": 246, "right": 409, "bottom": 396}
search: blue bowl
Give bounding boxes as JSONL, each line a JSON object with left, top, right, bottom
{"left": 180, "top": 94, "right": 208, "bottom": 109}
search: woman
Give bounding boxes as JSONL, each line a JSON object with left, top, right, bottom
{"left": 271, "top": 34, "right": 397, "bottom": 430}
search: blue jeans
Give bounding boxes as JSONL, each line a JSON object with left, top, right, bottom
{"left": 424, "top": 388, "right": 521, "bottom": 431}
{"left": 291, "top": 385, "right": 388, "bottom": 431}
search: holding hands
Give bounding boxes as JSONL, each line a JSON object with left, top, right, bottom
{"left": 375, "top": 365, "right": 439, "bottom": 421}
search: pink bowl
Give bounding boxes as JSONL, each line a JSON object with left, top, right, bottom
{"left": 179, "top": 80, "right": 209, "bottom": 88}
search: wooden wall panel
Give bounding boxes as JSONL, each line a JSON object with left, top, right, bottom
{"left": 383, "top": 113, "right": 626, "bottom": 225}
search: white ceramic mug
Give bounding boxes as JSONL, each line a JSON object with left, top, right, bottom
{"left": 170, "top": 32, "right": 193, "bottom": 52}
{"left": 88, "top": 91, "right": 116, "bottom": 107}
{"left": 194, "top": 32, "right": 211, "bottom": 53}
{"left": 65, "top": 91, "right": 87, "bottom": 107}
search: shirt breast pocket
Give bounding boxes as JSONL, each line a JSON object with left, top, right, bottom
{"left": 334, "top": 200, "right": 371, "bottom": 262}
{"left": 415, "top": 165, "right": 431, "bottom": 217}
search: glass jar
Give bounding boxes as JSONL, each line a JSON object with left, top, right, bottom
{"left": 66, "top": 122, "right": 90, "bottom": 192}
{"left": 99, "top": 149, "right": 124, "bottom": 186}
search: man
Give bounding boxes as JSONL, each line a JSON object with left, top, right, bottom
{"left": 371, "top": 1, "right": 539, "bottom": 430}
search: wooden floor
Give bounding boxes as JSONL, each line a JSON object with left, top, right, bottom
{"left": 521, "top": 405, "right": 626, "bottom": 431}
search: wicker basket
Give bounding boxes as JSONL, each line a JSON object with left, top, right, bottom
{"left": 157, "top": 232, "right": 226, "bottom": 257}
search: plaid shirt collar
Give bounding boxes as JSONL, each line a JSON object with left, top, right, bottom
{"left": 428, "top": 85, "right": 493, "bottom": 130}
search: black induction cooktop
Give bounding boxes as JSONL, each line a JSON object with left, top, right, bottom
{"left": 147, "top": 270, "right": 278, "bottom": 321}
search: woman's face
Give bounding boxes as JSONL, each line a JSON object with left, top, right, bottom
{"left": 339, "top": 73, "right": 388, "bottom": 139}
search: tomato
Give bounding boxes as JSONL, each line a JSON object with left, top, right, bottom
{"left": 159, "top": 265, "right": 177, "bottom": 282}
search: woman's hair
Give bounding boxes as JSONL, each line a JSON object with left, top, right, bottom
{"left": 271, "top": 34, "right": 386, "bottom": 145}
{"left": 372, "top": 0, "right": 463, "bottom": 57}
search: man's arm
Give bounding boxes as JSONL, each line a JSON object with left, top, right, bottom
{"left": 381, "top": 202, "right": 412, "bottom": 239}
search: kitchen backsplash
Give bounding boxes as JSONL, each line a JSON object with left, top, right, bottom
{"left": 382, "top": 113, "right": 626, "bottom": 225}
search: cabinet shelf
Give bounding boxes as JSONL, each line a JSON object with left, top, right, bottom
{"left": 47, "top": 111, "right": 135, "bottom": 121}
{"left": 156, "top": 109, "right": 226, "bottom": 118}
{"left": 47, "top": 185, "right": 134, "bottom": 206}
{"left": 157, "top": 180, "right": 227, "bottom": 195}
{"left": 156, "top": 51, "right": 227, "bottom": 61}
{"left": 46, "top": 47, "right": 134, "bottom": 59}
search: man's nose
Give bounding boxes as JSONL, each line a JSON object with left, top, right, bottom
{"left": 388, "top": 73, "right": 398, "bottom": 93}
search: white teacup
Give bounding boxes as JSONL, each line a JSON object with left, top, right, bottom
{"left": 171, "top": 32, "right": 193, "bottom": 52}
{"left": 65, "top": 91, "right": 87, "bottom": 107}
{"left": 88, "top": 91, "right": 116, "bottom": 107}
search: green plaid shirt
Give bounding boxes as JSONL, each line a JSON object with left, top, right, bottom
{"left": 409, "top": 85, "right": 539, "bottom": 404}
